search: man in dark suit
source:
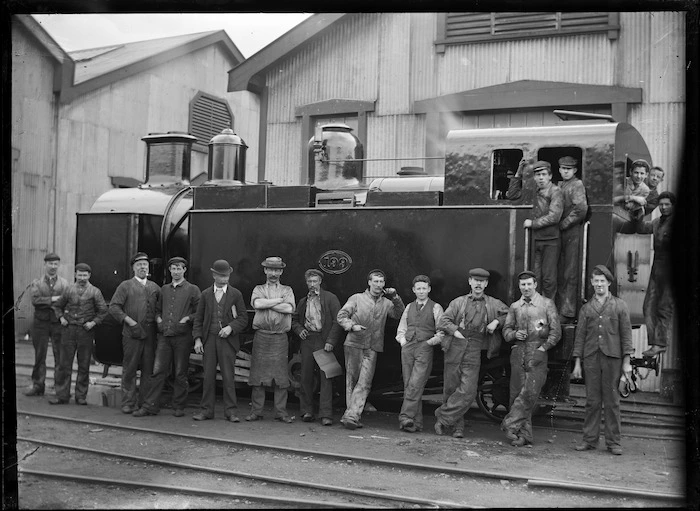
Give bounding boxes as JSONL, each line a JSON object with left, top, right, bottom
{"left": 292, "top": 269, "right": 343, "bottom": 426}
{"left": 191, "top": 259, "right": 248, "bottom": 422}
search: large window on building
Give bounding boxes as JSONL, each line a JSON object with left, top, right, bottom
{"left": 435, "top": 12, "right": 620, "bottom": 51}
{"left": 188, "top": 92, "right": 234, "bottom": 153}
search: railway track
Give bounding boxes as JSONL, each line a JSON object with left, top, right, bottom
{"left": 16, "top": 411, "right": 685, "bottom": 507}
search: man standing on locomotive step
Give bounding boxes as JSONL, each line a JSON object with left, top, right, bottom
{"left": 644, "top": 166, "right": 665, "bottom": 216}
{"left": 109, "top": 252, "right": 160, "bottom": 414}
{"left": 501, "top": 270, "right": 560, "bottom": 446}
{"left": 395, "top": 275, "right": 445, "bottom": 434}
{"left": 25, "top": 252, "right": 70, "bottom": 397}
{"left": 132, "top": 257, "right": 202, "bottom": 418}
{"left": 292, "top": 269, "right": 343, "bottom": 426}
{"left": 636, "top": 191, "right": 676, "bottom": 358}
{"left": 434, "top": 268, "right": 509, "bottom": 438}
{"left": 556, "top": 156, "right": 589, "bottom": 324}
{"left": 188, "top": 259, "right": 248, "bottom": 421}
{"left": 246, "top": 257, "right": 296, "bottom": 423}
{"left": 572, "top": 265, "right": 633, "bottom": 455}
{"left": 50, "top": 263, "right": 108, "bottom": 405}
{"left": 337, "top": 269, "right": 405, "bottom": 430}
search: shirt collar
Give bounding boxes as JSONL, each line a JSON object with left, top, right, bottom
{"left": 134, "top": 276, "right": 147, "bottom": 286}
{"left": 171, "top": 279, "right": 185, "bottom": 288}
{"left": 518, "top": 292, "right": 542, "bottom": 307}
{"left": 468, "top": 294, "right": 485, "bottom": 302}
{"left": 214, "top": 284, "right": 227, "bottom": 294}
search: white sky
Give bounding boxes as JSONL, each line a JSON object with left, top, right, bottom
{"left": 31, "top": 13, "right": 314, "bottom": 58}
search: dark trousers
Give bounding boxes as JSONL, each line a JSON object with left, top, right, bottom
{"left": 31, "top": 319, "right": 63, "bottom": 392}
{"left": 251, "top": 384, "right": 288, "bottom": 418}
{"left": 643, "top": 262, "right": 674, "bottom": 347}
{"left": 399, "top": 340, "right": 434, "bottom": 430}
{"left": 435, "top": 337, "right": 482, "bottom": 430}
{"left": 501, "top": 342, "right": 548, "bottom": 443}
{"left": 142, "top": 333, "right": 193, "bottom": 413}
{"left": 121, "top": 325, "right": 156, "bottom": 408}
{"left": 54, "top": 325, "right": 93, "bottom": 401}
{"left": 582, "top": 350, "right": 622, "bottom": 448}
{"left": 199, "top": 333, "right": 239, "bottom": 418}
{"left": 533, "top": 239, "right": 560, "bottom": 300}
{"left": 557, "top": 227, "right": 581, "bottom": 318}
{"left": 299, "top": 332, "right": 333, "bottom": 419}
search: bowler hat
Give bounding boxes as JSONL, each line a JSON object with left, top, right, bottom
{"left": 558, "top": 156, "right": 578, "bottom": 167}
{"left": 131, "top": 252, "right": 149, "bottom": 265}
{"left": 517, "top": 270, "right": 537, "bottom": 281}
{"left": 532, "top": 161, "right": 551, "bottom": 173}
{"left": 261, "top": 256, "right": 286, "bottom": 269}
{"left": 44, "top": 252, "right": 60, "bottom": 262}
{"left": 75, "top": 263, "right": 92, "bottom": 273}
{"left": 304, "top": 269, "right": 323, "bottom": 280}
{"left": 469, "top": 268, "right": 490, "bottom": 279}
{"left": 592, "top": 265, "right": 614, "bottom": 283}
{"left": 168, "top": 256, "right": 188, "bottom": 267}
{"left": 367, "top": 269, "right": 386, "bottom": 281}
{"left": 631, "top": 159, "right": 650, "bottom": 172}
{"left": 210, "top": 259, "right": 233, "bottom": 275}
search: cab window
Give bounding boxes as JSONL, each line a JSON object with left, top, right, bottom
{"left": 491, "top": 149, "right": 523, "bottom": 200}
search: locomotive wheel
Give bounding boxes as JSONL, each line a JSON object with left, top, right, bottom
{"left": 477, "top": 371, "right": 510, "bottom": 422}
{"left": 288, "top": 353, "right": 320, "bottom": 393}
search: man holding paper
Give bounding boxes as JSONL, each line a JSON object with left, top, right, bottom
{"left": 292, "top": 269, "right": 343, "bottom": 426}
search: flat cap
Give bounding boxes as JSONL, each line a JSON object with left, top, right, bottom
{"left": 558, "top": 156, "right": 578, "bottom": 167}
{"left": 517, "top": 270, "right": 537, "bottom": 281}
{"left": 210, "top": 259, "right": 233, "bottom": 275}
{"left": 469, "top": 268, "right": 490, "bottom": 279}
{"left": 304, "top": 268, "right": 323, "bottom": 280}
{"left": 367, "top": 269, "right": 386, "bottom": 280}
{"left": 167, "top": 256, "right": 188, "bottom": 267}
{"left": 631, "top": 159, "right": 650, "bottom": 172}
{"left": 532, "top": 161, "right": 551, "bottom": 173}
{"left": 75, "top": 263, "right": 91, "bottom": 273}
{"left": 44, "top": 252, "right": 60, "bottom": 262}
{"left": 592, "top": 264, "right": 613, "bottom": 283}
{"left": 261, "top": 256, "right": 286, "bottom": 269}
{"left": 131, "top": 252, "right": 149, "bottom": 265}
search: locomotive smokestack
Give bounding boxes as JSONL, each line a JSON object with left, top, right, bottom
{"left": 141, "top": 132, "right": 197, "bottom": 187}
{"left": 207, "top": 128, "right": 247, "bottom": 185}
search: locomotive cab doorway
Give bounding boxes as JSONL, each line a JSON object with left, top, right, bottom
{"left": 537, "top": 146, "right": 584, "bottom": 184}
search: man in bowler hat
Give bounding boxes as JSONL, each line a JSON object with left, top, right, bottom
{"left": 190, "top": 259, "right": 248, "bottom": 421}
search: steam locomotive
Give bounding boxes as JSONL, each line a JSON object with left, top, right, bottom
{"left": 76, "top": 113, "right": 653, "bottom": 418}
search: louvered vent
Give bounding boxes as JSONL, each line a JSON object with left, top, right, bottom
{"left": 189, "top": 92, "right": 234, "bottom": 150}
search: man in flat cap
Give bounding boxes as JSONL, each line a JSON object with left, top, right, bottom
{"left": 246, "top": 257, "right": 296, "bottom": 423}
{"left": 636, "top": 191, "right": 676, "bottom": 358}
{"left": 49, "top": 263, "right": 107, "bottom": 405}
{"left": 395, "top": 275, "right": 445, "bottom": 433}
{"left": 644, "top": 166, "right": 665, "bottom": 216}
{"left": 337, "top": 269, "right": 405, "bottom": 430}
{"left": 109, "top": 252, "right": 161, "bottom": 414}
{"left": 501, "top": 270, "right": 560, "bottom": 446}
{"left": 434, "top": 268, "right": 509, "bottom": 438}
{"left": 614, "top": 159, "right": 650, "bottom": 219}
{"left": 292, "top": 269, "right": 343, "bottom": 426}
{"left": 133, "top": 257, "right": 202, "bottom": 418}
{"left": 25, "top": 252, "right": 70, "bottom": 397}
{"left": 556, "top": 156, "right": 589, "bottom": 323}
{"left": 189, "top": 259, "right": 248, "bottom": 421}
{"left": 572, "top": 265, "right": 632, "bottom": 455}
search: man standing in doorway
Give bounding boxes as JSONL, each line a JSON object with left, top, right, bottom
{"left": 109, "top": 252, "right": 160, "bottom": 414}
{"left": 25, "top": 252, "right": 69, "bottom": 397}
{"left": 644, "top": 166, "right": 665, "bottom": 216}
{"left": 247, "top": 257, "right": 296, "bottom": 423}
{"left": 501, "top": 270, "right": 560, "bottom": 446}
{"left": 337, "top": 269, "right": 405, "bottom": 430}
{"left": 572, "top": 265, "right": 633, "bottom": 455}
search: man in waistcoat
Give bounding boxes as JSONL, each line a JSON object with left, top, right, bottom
{"left": 50, "top": 263, "right": 108, "bottom": 405}
{"left": 25, "top": 252, "right": 70, "bottom": 396}
{"left": 556, "top": 156, "right": 589, "bottom": 323}
{"left": 133, "top": 257, "right": 202, "bottom": 418}
{"left": 292, "top": 269, "right": 343, "bottom": 426}
{"left": 501, "top": 270, "right": 561, "bottom": 446}
{"left": 434, "top": 268, "right": 509, "bottom": 438}
{"left": 190, "top": 259, "right": 248, "bottom": 421}
{"left": 395, "top": 275, "right": 445, "bottom": 433}
{"left": 109, "top": 252, "right": 160, "bottom": 414}
{"left": 246, "top": 257, "right": 296, "bottom": 423}
{"left": 337, "top": 269, "right": 405, "bottom": 430}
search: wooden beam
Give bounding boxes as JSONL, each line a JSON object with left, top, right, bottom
{"left": 295, "top": 99, "right": 375, "bottom": 117}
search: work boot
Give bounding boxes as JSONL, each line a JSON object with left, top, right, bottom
{"left": 132, "top": 408, "right": 156, "bottom": 417}
{"left": 574, "top": 442, "right": 596, "bottom": 451}
{"left": 434, "top": 421, "right": 446, "bottom": 436}
{"left": 48, "top": 397, "right": 69, "bottom": 405}
{"left": 24, "top": 387, "right": 44, "bottom": 397}
{"left": 511, "top": 436, "right": 527, "bottom": 447}
{"left": 452, "top": 428, "right": 464, "bottom": 439}
{"left": 608, "top": 446, "right": 623, "bottom": 456}
{"left": 642, "top": 345, "right": 666, "bottom": 357}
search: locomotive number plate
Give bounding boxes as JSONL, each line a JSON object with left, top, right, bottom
{"left": 318, "top": 250, "right": 352, "bottom": 274}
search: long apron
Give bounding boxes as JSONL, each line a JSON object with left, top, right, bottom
{"left": 248, "top": 331, "right": 290, "bottom": 388}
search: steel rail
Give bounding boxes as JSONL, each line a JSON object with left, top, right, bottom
{"left": 19, "top": 410, "right": 681, "bottom": 501}
{"left": 17, "top": 436, "right": 463, "bottom": 509}
{"left": 527, "top": 479, "right": 685, "bottom": 501}
{"left": 18, "top": 468, "right": 359, "bottom": 509}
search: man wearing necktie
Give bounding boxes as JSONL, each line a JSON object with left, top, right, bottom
{"left": 433, "top": 268, "right": 509, "bottom": 438}
{"left": 501, "top": 270, "right": 561, "bottom": 446}
{"left": 190, "top": 259, "right": 248, "bottom": 421}
{"left": 292, "top": 269, "right": 342, "bottom": 426}
{"left": 25, "top": 252, "right": 70, "bottom": 397}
